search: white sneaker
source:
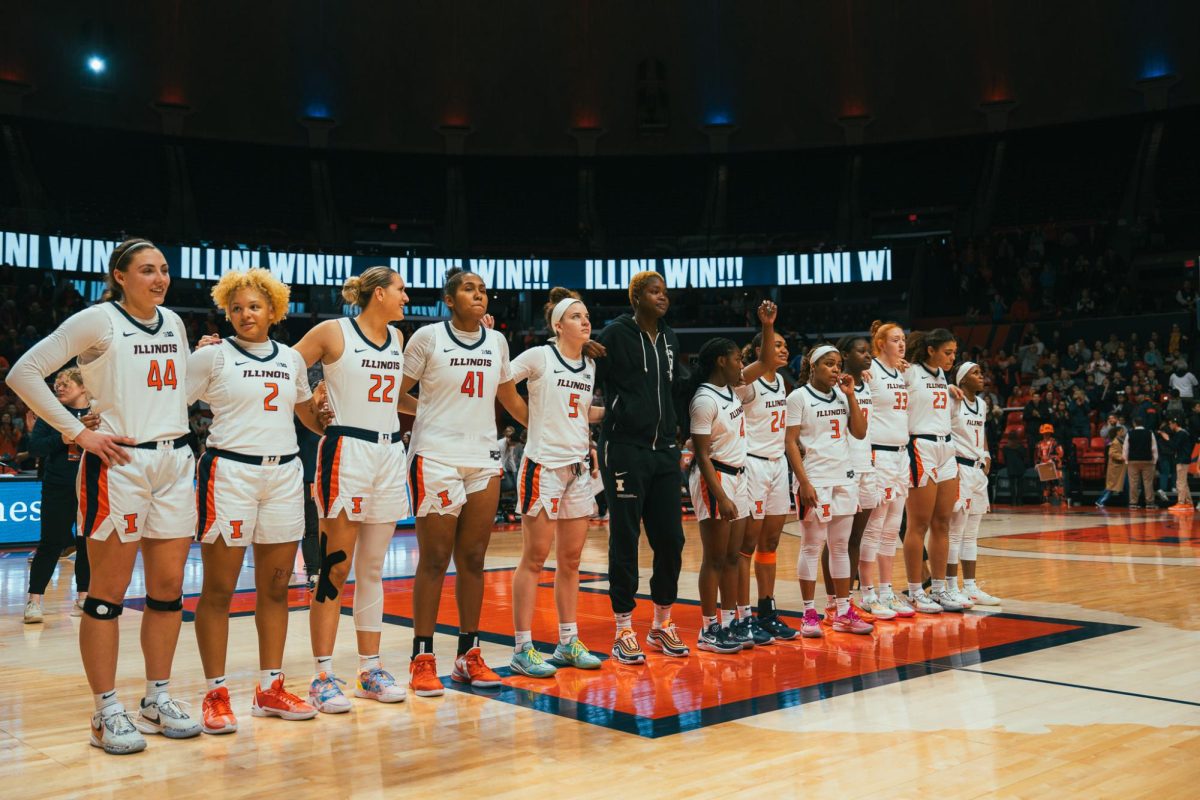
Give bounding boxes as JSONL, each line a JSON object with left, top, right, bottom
{"left": 910, "top": 590, "right": 943, "bottom": 614}
{"left": 859, "top": 592, "right": 897, "bottom": 620}
{"left": 966, "top": 585, "right": 1002, "bottom": 606}
{"left": 23, "top": 599, "right": 43, "bottom": 624}
{"left": 135, "top": 696, "right": 202, "bottom": 739}
{"left": 355, "top": 667, "right": 408, "bottom": 703}
{"left": 70, "top": 598, "right": 85, "bottom": 617}
{"left": 90, "top": 706, "right": 147, "bottom": 755}
{"left": 931, "top": 588, "right": 967, "bottom": 612}
{"left": 881, "top": 592, "right": 916, "bottom": 618}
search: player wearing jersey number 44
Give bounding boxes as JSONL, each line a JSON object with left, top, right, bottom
{"left": 189, "top": 269, "right": 324, "bottom": 733}
{"left": 399, "top": 268, "right": 530, "bottom": 695}
{"left": 293, "top": 266, "right": 416, "bottom": 713}
{"left": 508, "top": 288, "right": 605, "bottom": 677}
{"left": 785, "top": 345, "right": 873, "bottom": 637}
{"left": 6, "top": 238, "right": 200, "bottom": 754}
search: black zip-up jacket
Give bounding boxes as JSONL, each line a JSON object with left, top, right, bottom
{"left": 596, "top": 313, "right": 685, "bottom": 451}
{"left": 26, "top": 406, "right": 89, "bottom": 486}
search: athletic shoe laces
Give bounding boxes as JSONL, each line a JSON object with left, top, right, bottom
{"left": 365, "top": 668, "right": 397, "bottom": 688}
{"left": 156, "top": 698, "right": 192, "bottom": 720}
{"left": 206, "top": 691, "right": 233, "bottom": 718}
{"left": 105, "top": 710, "right": 138, "bottom": 736}
{"left": 523, "top": 648, "right": 546, "bottom": 665}
{"left": 315, "top": 675, "right": 347, "bottom": 699}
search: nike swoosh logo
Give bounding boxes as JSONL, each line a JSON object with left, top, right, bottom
{"left": 123, "top": 331, "right": 137, "bottom": 337}
{"left": 443, "top": 348, "right": 456, "bottom": 352}
{"left": 355, "top": 348, "right": 368, "bottom": 353}
{"left": 235, "top": 360, "right": 249, "bottom": 366}
{"left": 554, "top": 369, "right": 566, "bottom": 374}
{"left": 615, "top": 471, "right": 628, "bottom": 477}
{"left": 154, "top": 681, "right": 168, "bottom": 688}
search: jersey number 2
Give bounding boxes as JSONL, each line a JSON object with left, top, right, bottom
{"left": 263, "top": 383, "right": 279, "bottom": 411}
{"left": 146, "top": 360, "right": 177, "bottom": 391}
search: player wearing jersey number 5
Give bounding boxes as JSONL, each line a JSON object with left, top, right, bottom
{"left": 903, "top": 329, "right": 964, "bottom": 613}
{"left": 785, "top": 345, "right": 872, "bottom": 637}
{"left": 188, "top": 269, "right": 324, "bottom": 733}
{"left": 399, "top": 268, "right": 529, "bottom": 696}
{"left": 507, "top": 288, "right": 605, "bottom": 677}
{"left": 292, "top": 266, "right": 415, "bottom": 713}
{"left": 6, "top": 238, "right": 199, "bottom": 754}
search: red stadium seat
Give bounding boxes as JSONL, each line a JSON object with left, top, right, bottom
{"left": 1072, "top": 437, "right": 1089, "bottom": 454}
{"left": 1090, "top": 437, "right": 1106, "bottom": 451}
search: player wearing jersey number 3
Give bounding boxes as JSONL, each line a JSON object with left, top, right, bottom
{"left": 7, "top": 238, "right": 199, "bottom": 754}
{"left": 399, "top": 268, "right": 529, "bottom": 696}
{"left": 507, "top": 288, "right": 605, "bottom": 677}
{"left": 188, "top": 269, "right": 324, "bottom": 733}
{"left": 293, "top": 266, "right": 415, "bottom": 713}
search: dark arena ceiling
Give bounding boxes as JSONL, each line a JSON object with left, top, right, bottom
{"left": 1, "top": 1, "right": 1197, "bottom": 155}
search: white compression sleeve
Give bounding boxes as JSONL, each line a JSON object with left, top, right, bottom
{"left": 876, "top": 500, "right": 905, "bottom": 557}
{"left": 960, "top": 512, "right": 983, "bottom": 561}
{"left": 826, "top": 514, "right": 854, "bottom": 579}
{"left": 859, "top": 503, "right": 885, "bottom": 563}
{"left": 351, "top": 522, "right": 396, "bottom": 633}
{"left": 797, "top": 519, "right": 828, "bottom": 581}
{"left": 948, "top": 507, "right": 967, "bottom": 565}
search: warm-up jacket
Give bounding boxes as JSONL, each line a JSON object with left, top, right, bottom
{"left": 26, "top": 406, "right": 89, "bottom": 486}
{"left": 595, "top": 313, "right": 685, "bottom": 451}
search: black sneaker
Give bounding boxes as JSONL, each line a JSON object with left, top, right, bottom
{"left": 745, "top": 615, "right": 776, "bottom": 646}
{"left": 757, "top": 611, "right": 798, "bottom": 641}
{"left": 727, "top": 618, "right": 755, "bottom": 650}
{"left": 697, "top": 622, "right": 741, "bottom": 654}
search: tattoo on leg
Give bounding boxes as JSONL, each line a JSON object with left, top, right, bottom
{"left": 316, "top": 532, "right": 347, "bottom": 603}
{"left": 273, "top": 567, "right": 289, "bottom": 581}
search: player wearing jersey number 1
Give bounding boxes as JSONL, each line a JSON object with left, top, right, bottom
{"left": 6, "top": 238, "right": 200, "bottom": 754}
{"left": 399, "top": 269, "right": 529, "bottom": 696}
{"left": 507, "top": 288, "right": 605, "bottom": 677}
{"left": 947, "top": 362, "right": 1001, "bottom": 607}
{"left": 293, "top": 266, "right": 415, "bottom": 712}
{"left": 189, "top": 269, "right": 324, "bottom": 733}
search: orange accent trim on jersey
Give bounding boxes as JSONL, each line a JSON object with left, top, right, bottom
{"left": 911, "top": 442, "right": 925, "bottom": 486}
{"left": 328, "top": 438, "right": 344, "bottom": 511}
{"left": 91, "top": 461, "right": 110, "bottom": 536}
{"left": 413, "top": 456, "right": 426, "bottom": 511}
{"left": 753, "top": 551, "right": 777, "bottom": 565}
{"left": 528, "top": 463, "right": 542, "bottom": 514}
{"left": 202, "top": 456, "right": 218, "bottom": 536}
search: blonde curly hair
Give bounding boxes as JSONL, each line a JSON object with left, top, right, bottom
{"left": 211, "top": 268, "right": 290, "bottom": 325}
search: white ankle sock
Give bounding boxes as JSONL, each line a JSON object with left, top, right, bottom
{"left": 908, "top": 582, "right": 922, "bottom": 597}
{"left": 206, "top": 676, "right": 226, "bottom": 692}
{"left": 145, "top": 679, "right": 169, "bottom": 703}
{"left": 94, "top": 689, "right": 120, "bottom": 713}
{"left": 358, "top": 654, "right": 381, "bottom": 672}
{"left": 737, "top": 604, "right": 752, "bottom": 620}
{"left": 652, "top": 604, "right": 671, "bottom": 628}
{"left": 964, "top": 579, "right": 978, "bottom": 591}
{"left": 314, "top": 655, "right": 334, "bottom": 675}
{"left": 514, "top": 630, "right": 532, "bottom": 654}
{"left": 260, "top": 669, "right": 282, "bottom": 687}
{"left": 702, "top": 614, "right": 718, "bottom": 629}
{"left": 835, "top": 597, "right": 850, "bottom": 616}
{"left": 614, "top": 612, "right": 633, "bottom": 635}
{"left": 803, "top": 599, "right": 816, "bottom": 611}
{"left": 932, "top": 579, "right": 946, "bottom": 593}
{"left": 879, "top": 582, "right": 893, "bottom": 598}
{"left": 558, "top": 622, "right": 578, "bottom": 644}
{"left": 719, "top": 609, "right": 735, "bottom": 627}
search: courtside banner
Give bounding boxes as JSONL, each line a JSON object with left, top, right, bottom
{"left": 0, "top": 480, "right": 43, "bottom": 545}
{"left": 0, "top": 231, "right": 891, "bottom": 291}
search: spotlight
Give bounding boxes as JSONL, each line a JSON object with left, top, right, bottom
{"left": 86, "top": 56, "right": 107, "bottom": 74}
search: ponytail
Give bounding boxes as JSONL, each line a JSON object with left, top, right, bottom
{"left": 680, "top": 337, "right": 738, "bottom": 446}
{"left": 908, "top": 328, "right": 956, "bottom": 367}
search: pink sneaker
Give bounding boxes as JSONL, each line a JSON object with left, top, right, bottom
{"left": 832, "top": 606, "right": 874, "bottom": 635}
{"left": 800, "top": 608, "right": 824, "bottom": 638}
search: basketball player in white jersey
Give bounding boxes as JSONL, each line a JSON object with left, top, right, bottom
{"left": 737, "top": 315, "right": 796, "bottom": 641}
{"left": 822, "top": 334, "right": 897, "bottom": 622}
{"left": 506, "top": 288, "right": 605, "bottom": 677}
{"left": 293, "top": 266, "right": 414, "bottom": 712}
{"left": 860, "top": 321, "right": 916, "bottom": 617}
{"left": 947, "top": 362, "right": 1001, "bottom": 606}
{"left": 903, "top": 328, "right": 965, "bottom": 613}
{"left": 7, "top": 238, "right": 199, "bottom": 754}
{"left": 785, "top": 345, "right": 873, "bottom": 637}
{"left": 188, "top": 269, "right": 324, "bottom": 734}
{"left": 399, "top": 268, "right": 528, "bottom": 697}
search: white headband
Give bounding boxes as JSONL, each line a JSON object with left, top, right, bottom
{"left": 809, "top": 345, "right": 838, "bottom": 365}
{"left": 550, "top": 297, "right": 581, "bottom": 328}
{"left": 956, "top": 361, "right": 978, "bottom": 383}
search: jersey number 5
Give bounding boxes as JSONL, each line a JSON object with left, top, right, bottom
{"left": 146, "top": 360, "right": 177, "bottom": 391}
{"left": 367, "top": 374, "right": 396, "bottom": 403}
{"left": 568, "top": 392, "right": 581, "bottom": 418}
{"left": 460, "top": 370, "right": 484, "bottom": 398}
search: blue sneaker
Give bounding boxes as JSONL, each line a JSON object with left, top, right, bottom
{"left": 510, "top": 643, "right": 558, "bottom": 678}
{"left": 548, "top": 637, "right": 602, "bottom": 670}
{"left": 308, "top": 672, "right": 351, "bottom": 714}
{"left": 355, "top": 667, "right": 407, "bottom": 703}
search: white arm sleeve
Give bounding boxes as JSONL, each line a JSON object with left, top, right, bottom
{"left": 509, "top": 347, "right": 544, "bottom": 385}
{"left": 5, "top": 307, "right": 112, "bottom": 439}
{"left": 402, "top": 325, "right": 433, "bottom": 381}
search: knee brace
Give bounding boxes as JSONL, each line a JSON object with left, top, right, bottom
{"left": 352, "top": 522, "right": 393, "bottom": 633}
{"left": 145, "top": 595, "right": 183, "bottom": 612}
{"left": 797, "top": 521, "right": 827, "bottom": 581}
{"left": 859, "top": 506, "right": 884, "bottom": 563}
{"left": 826, "top": 516, "right": 853, "bottom": 580}
{"left": 961, "top": 513, "right": 983, "bottom": 561}
{"left": 82, "top": 596, "right": 123, "bottom": 620}
{"left": 947, "top": 509, "right": 967, "bottom": 566}
{"left": 752, "top": 550, "right": 777, "bottom": 565}
{"left": 877, "top": 501, "right": 904, "bottom": 556}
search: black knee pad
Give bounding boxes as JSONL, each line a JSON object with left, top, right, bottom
{"left": 145, "top": 595, "right": 183, "bottom": 612}
{"left": 82, "top": 596, "right": 123, "bottom": 620}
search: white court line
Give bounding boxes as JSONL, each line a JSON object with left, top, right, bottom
{"left": 976, "top": 546, "right": 1200, "bottom": 566}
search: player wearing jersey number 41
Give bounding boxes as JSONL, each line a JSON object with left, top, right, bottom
{"left": 6, "top": 238, "right": 200, "bottom": 753}
{"left": 293, "top": 266, "right": 416, "bottom": 713}
{"left": 400, "top": 268, "right": 530, "bottom": 694}
{"left": 189, "top": 269, "right": 323, "bottom": 732}
{"left": 508, "top": 288, "right": 605, "bottom": 677}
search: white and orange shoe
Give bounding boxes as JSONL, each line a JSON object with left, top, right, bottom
{"left": 451, "top": 647, "right": 502, "bottom": 688}
{"left": 201, "top": 686, "right": 238, "bottom": 734}
{"left": 254, "top": 674, "right": 318, "bottom": 720}
{"left": 409, "top": 653, "right": 445, "bottom": 697}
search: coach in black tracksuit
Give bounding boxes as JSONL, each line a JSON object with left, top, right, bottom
{"left": 596, "top": 272, "right": 689, "bottom": 660}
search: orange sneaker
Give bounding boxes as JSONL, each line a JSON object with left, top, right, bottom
{"left": 201, "top": 686, "right": 238, "bottom": 735}
{"left": 409, "top": 653, "right": 445, "bottom": 697}
{"left": 451, "top": 646, "right": 501, "bottom": 688}
{"left": 252, "top": 674, "right": 318, "bottom": 721}
{"left": 822, "top": 602, "right": 836, "bottom": 627}
{"left": 850, "top": 597, "right": 877, "bottom": 623}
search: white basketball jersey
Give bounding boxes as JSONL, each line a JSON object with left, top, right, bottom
{"left": 405, "top": 322, "right": 511, "bottom": 469}
{"left": 952, "top": 396, "right": 989, "bottom": 462}
{"left": 323, "top": 317, "right": 404, "bottom": 435}
{"left": 203, "top": 340, "right": 305, "bottom": 456}
{"left": 905, "top": 363, "right": 952, "bottom": 436}
{"left": 689, "top": 383, "right": 752, "bottom": 468}
{"left": 80, "top": 302, "right": 188, "bottom": 443}
{"left": 786, "top": 384, "right": 855, "bottom": 487}
{"left": 511, "top": 344, "right": 595, "bottom": 469}
{"left": 865, "top": 357, "right": 909, "bottom": 446}
{"left": 742, "top": 376, "right": 788, "bottom": 459}
{"left": 849, "top": 380, "right": 873, "bottom": 472}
